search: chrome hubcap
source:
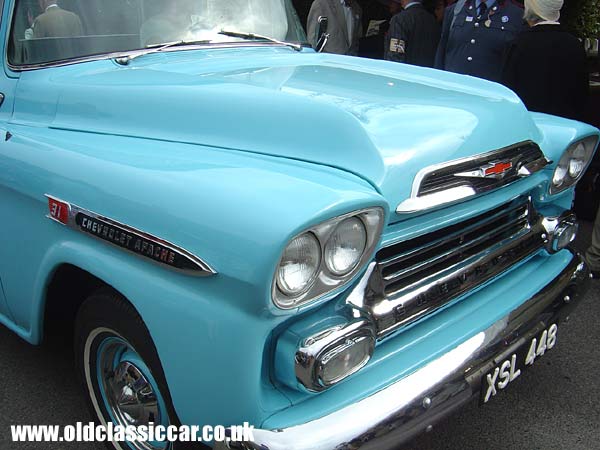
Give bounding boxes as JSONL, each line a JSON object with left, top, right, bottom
{"left": 97, "top": 337, "right": 168, "bottom": 450}
{"left": 110, "top": 361, "right": 159, "bottom": 426}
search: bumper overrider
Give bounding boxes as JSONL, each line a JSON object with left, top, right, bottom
{"left": 228, "top": 252, "right": 590, "bottom": 450}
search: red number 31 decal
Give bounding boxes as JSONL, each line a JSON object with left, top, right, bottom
{"left": 47, "top": 196, "right": 70, "bottom": 225}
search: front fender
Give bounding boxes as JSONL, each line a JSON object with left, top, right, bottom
{"left": 0, "top": 125, "right": 388, "bottom": 429}
{"left": 531, "top": 112, "right": 600, "bottom": 167}
{"left": 530, "top": 113, "right": 600, "bottom": 210}
{"left": 29, "top": 238, "right": 292, "bottom": 428}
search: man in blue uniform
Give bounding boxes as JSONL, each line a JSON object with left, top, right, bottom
{"left": 435, "top": 0, "right": 524, "bottom": 82}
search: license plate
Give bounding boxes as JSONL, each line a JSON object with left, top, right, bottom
{"left": 481, "top": 323, "right": 558, "bottom": 404}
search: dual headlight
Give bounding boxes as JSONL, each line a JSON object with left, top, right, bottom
{"left": 273, "top": 208, "right": 385, "bottom": 309}
{"left": 550, "top": 136, "right": 599, "bottom": 195}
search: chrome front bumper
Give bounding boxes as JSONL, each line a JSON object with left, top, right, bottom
{"left": 229, "top": 252, "right": 590, "bottom": 450}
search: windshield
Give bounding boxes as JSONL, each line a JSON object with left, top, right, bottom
{"left": 8, "top": 0, "right": 308, "bottom": 66}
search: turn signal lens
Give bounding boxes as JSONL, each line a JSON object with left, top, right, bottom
{"left": 318, "top": 334, "right": 374, "bottom": 387}
{"left": 553, "top": 220, "right": 578, "bottom": 252}
{"left": 543, "top": 214, "right": 578, "bottom": 254}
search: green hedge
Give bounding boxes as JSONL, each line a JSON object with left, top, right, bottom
{"left": 562, "top": 0, "right": 600, "bottom": 37}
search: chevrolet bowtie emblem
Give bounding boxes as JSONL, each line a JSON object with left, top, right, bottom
{"left": 455, "top": 161, "right": 514, "bottom": 179}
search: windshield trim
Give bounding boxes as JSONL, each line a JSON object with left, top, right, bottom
{"left": 6, "top": 40, "right": 312, "bottom": 72}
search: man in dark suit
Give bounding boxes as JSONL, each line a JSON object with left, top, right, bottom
{"left": 32, "top": 0, "right": 83, "bottom": 38}
{"left": 385, "top": 0, "right": 441, "bottom": 67}
{"left": 307, "top": 0, "right": 363, "bottom": 55}
{"left": 501, "top": 0, "right": 588, "bottom": 122}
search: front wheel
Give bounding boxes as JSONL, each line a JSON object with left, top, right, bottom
{"left": 75, "top": 289, "right": 178, "bottom": 450}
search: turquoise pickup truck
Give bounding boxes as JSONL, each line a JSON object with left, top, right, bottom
{"left": 0, "top": 0, "right": 597, "bottom": 449}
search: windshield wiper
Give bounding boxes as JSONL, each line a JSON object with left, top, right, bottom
{"left": 218, "top": 30, "right": 302, "bottom": 52}
{"left": 114, "top": 40, "right": 212, "bottom": 65}
{"left": 114, "top": 30, "right": 302, "bottom": 65}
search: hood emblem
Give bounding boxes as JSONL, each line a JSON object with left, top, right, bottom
{"left": 455, "top": 161, "right": 514, "bottom": 179}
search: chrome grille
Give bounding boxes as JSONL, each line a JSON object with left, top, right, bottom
{"left": 353, "top": 197, "right": 546, "bottom": 338}
{"left": 379, "top": 200, "right": 531, "bottom": 294}
{"left": 418, "top": 142, "right": 545, "bottom": 197}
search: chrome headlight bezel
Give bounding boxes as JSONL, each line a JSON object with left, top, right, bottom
{"left": 272, "top": 208, "right": 385, "bottom": 310}
{"left": 549, "top": 136, "right": 599, "bottom": 195}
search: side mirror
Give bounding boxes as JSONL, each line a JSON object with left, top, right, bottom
{"left": 315, "top": 16, "right": 329, "bottom": 53}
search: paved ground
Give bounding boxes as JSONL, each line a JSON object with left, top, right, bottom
{"left": 408, "top": 221, "right": 600, "bottom": 450}
{"left": 0, "top": 223, "right": 598, "bottom": 450}
{"left": 409, "top": 279, "right": 600, "bottom": 450}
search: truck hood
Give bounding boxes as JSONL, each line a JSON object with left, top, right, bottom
{"left": 13, "top": 47, "right": 541, "bottom": 210}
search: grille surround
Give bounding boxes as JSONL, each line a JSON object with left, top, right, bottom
{"left": 396, "top": 141, "right": 549, "bottom": 214}
{"left": 418, "top": 142, "right": 545, "bottom": 196}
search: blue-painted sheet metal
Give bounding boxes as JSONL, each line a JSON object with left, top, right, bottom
{"left": 7, "top": 50, "right": 547, "bottom": 219}
{"left": 531, "top": 112, "right": 600, "bottom": 165}
{"left": 0, "top": 30, "right": 598, "bottom": 433}
{"left": 10, "top": 50, "right": 598, "bottom": 225}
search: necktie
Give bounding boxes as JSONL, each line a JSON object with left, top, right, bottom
{"left": 479, "top": 1, "right": 487, "bottom": 17}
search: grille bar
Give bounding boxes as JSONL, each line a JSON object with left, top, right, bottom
{"left": 380, "top": 203, "right": 530, "bottom": 291}
{"left": 379, "top": 200, "right": 528, "bottom": 269}
{"left": 351, "top": 197, "right": 545, "bottom": 338}
{"left": 381, "top": 215, "right": 529, "bottom": 287}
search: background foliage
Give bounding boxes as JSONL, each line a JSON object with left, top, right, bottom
{"left": 562, "top": 0, "right": 600, "bottom": 37}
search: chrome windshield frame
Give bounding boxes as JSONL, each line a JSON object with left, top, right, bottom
{"left": 6, "top": 41, "right": 312, "bottom": 72}
{"left": 5, "top": 0, "right": 310, "bottom": 72}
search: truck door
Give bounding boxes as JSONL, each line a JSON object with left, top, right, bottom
{"left": 0, "top": 0, "right": 19, "bottom": 321}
